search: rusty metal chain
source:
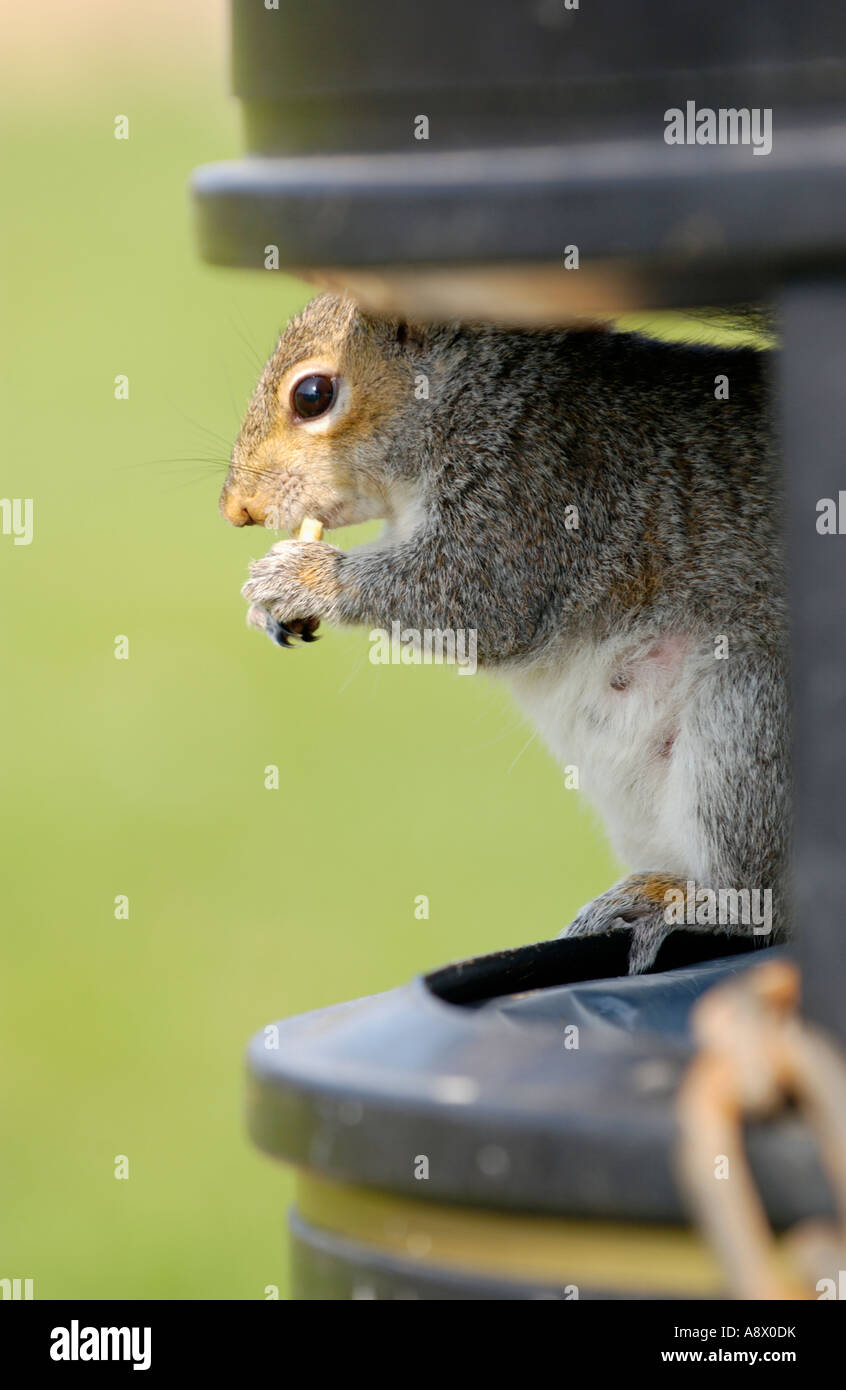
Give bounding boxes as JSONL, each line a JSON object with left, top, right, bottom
{"left": 677, "top": 958, "right": 846, "bottom": 1299}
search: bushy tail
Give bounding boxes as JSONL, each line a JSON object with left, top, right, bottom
{"left": 685, "top": 304, "right": 778, "bottom": 343}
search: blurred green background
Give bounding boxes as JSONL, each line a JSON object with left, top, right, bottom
{"left": 3, "top": 5, "right": 763, "bottom": 1301}
{"left": 0, "top": 3, "right": 618, "bottom": 1299}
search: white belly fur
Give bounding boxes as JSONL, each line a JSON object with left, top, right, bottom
{"left": 507, "top": 631, "right": 714, "bottom": 878}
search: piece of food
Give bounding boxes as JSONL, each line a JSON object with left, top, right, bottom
{"left": 255, "top": 518, "right": 324, "bottom": 648}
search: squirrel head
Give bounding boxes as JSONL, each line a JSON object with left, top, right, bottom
{"left": 220, "top": 292, "right": 432, "bottom": 533}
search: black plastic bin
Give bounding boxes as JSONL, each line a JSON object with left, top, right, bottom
{"left": 246, "top": 933, "right": 833, "bottom": 1299}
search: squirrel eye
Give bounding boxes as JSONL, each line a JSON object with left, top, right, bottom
{"left": 291, "top": 374, "right": 337, "bottom": 420}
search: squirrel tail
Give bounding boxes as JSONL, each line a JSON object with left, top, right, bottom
{"left": 684, "top": 304, "right": 778, "bottom": 342}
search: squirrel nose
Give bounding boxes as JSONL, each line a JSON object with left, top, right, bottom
{"left": 220, "top": 487, "right": 260, "bottom": 527}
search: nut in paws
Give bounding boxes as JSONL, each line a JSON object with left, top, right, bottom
{"left": 242, "top": 538, "right": 340, "bottom": 645}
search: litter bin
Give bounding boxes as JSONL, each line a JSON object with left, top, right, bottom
{"left": 246, "top": 932, "right": 832, "bottom": 1299}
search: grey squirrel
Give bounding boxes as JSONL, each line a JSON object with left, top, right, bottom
{"left": 220, "top": 293, "right": 789, "bottom": 972}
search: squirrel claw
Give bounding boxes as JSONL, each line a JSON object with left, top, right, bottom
{"left": 298, "top": 617, "right": 321, "bottom": 643}
{"left": 264, "top": 615, "right": 296, "bottom": 648}
{"left": 255, "top": 610, "right": 321, "bottom": 648}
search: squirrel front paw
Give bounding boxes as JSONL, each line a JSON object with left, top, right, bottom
{"left": 242, "top": 538, "right": 342, "bottom": 648}
{"left": 559, "top": 872, "right": 694, "bottom": 974}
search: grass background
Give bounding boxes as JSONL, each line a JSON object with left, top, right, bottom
{"left": 0, "top": 9, "right": 619, "bottom": 1299}
{"left": 0, "top": 5, "right": 760, "bottom": 1299}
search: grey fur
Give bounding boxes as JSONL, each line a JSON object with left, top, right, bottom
{"left": 223, "top": 294, "right": 789, "bottom": 972}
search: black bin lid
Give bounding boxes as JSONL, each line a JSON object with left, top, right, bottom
{"left": 247, "top": 931, "right": 833, "bottom": 1225}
